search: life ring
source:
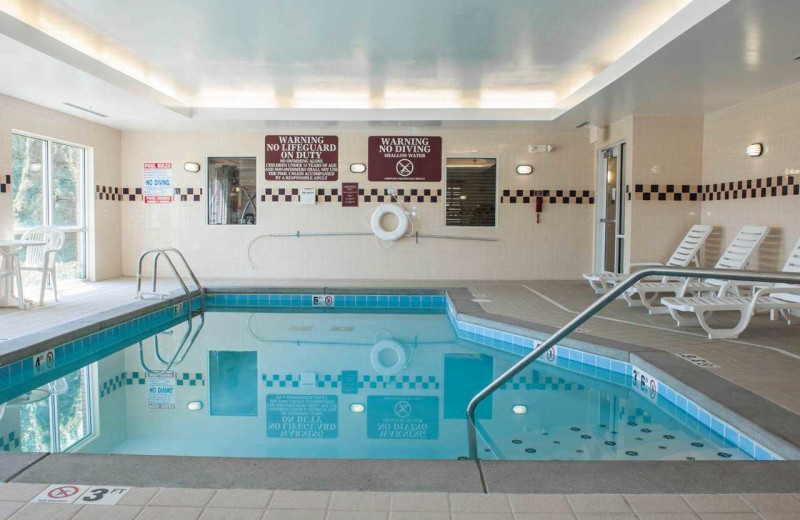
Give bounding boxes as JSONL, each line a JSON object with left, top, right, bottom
{"left": 370, "top": 339, "right": 408, "bottom": 375}
{"left": 371, "top": 204, "right": 409, "bottom": 241}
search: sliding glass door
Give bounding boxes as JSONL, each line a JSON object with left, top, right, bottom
{"left": 12, "top": 133, "right": 87, "bottom": 280}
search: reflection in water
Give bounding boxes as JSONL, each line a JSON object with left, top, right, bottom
{"left": 0, "top": 310, "right": 755, "bottom": 461}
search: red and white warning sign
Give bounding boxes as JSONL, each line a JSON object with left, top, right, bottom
{"left": 33, "top": 484, "right": 91, "bottom": 504}
{"left": 32, "top": 484, "right": 131, "bottom": 505}
{"left": 143, "top": 162, "right": 173, "bottom": 204}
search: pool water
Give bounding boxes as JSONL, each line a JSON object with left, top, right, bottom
{"left": 0, "top": 308, "right": 755, "bottom": 461}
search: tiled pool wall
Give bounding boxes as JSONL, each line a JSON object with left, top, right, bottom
{"left": 205, "top": 292, "right": 447, "bottom": 310}
{"left": 444, "top": 296, "right": 784, "bottom": 461}
{"left": 0, "top": 291, "right": 785, "bottom": 461}
{"left": 0, "top": 297, "right": 203, "bottom": 393}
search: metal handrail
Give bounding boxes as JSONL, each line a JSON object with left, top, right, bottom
{"left": 139, "top": 311, "right": 205, "bottom": 375}
{"left": 465, "top": 266, "right": 800, "bottom": 459}
{"left": 136, "top": 248, "right": 203, "bottom": 313}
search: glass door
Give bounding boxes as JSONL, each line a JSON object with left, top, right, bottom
{"left": 12, "top": 133, "right": 87, "bottom": 280}
{"left": 596, "top": 143, "right": 626, "bottom": 273}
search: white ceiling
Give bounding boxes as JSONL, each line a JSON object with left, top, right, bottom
{"left": 0, "top": 0, "right": 798, "bottom": 129}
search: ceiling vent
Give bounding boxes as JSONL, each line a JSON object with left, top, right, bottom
{"left": 64, "top": 103, "right": 108, "bottom": 118}
{"left": 574, "top": 120, "right": 591, "bottom": 129}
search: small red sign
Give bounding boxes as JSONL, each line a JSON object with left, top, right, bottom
{"left": 265, "top": 135, "right": 338, "bottom": 181}
{"left": 342, "top": 183, "right": 359, "bottom": 207}
{"left": 368, "top": 136, "right": 442, "bottom": 182}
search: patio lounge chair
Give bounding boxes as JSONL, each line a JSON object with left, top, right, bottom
{"left": 622, "top": 225, "right": 770, "bottom": 314}
{"left": 583, "top": 224, "right": 713, "bottom": 294}
{"left": 661, "top": 236, "right": 800, "bottom": 339}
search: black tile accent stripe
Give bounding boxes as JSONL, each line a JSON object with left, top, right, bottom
{"left": 623, "top": 175, "right": 799, "bottom": 201}
{"left": 703, "top": 174, "right": 799, "bottom": 201}
{"left": 96, "top": 186, "right": 203, "bottom": 202}
{"left": 261, "top": 188, "right": 442, "bottom": 203}
{"left": 500, "top": 189, "right": 595, "bottom": 205}
{"left": 0, "top": 174, "right": 10, "bottom": 195}
{"left": 632, "top": 184, "right": 703, "bottom": 202}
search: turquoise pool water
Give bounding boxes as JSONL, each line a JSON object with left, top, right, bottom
{"left": 0, "top": 305, "right": 767, "bottom": 460}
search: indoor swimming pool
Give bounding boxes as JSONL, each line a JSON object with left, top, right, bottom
{"left": 0, "top": 294, "right": 782, "bottom": 461}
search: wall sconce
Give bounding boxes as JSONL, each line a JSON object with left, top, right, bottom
{"left": 746, "top": 143, "right": 763, "bottom": 157}
{"left": 512, "top": 404, "right": 528, "bottom": 414}
{"left": 187, "top": 401, "right": 204, "bottom": 411}
{"left": 349, "top": 403, "right": 365, "bottom": 413}
{"left": 516, "top": 164, "right": 534, "bottom": 175}
{"left": 184, "top": 162, "right": 201, "bottom": 173}
{"left": 350, "top": 163, "right": 367, "bottom": 173}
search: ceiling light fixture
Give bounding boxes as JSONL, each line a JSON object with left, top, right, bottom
{"left": 746, "top": 143, "right": 764, "bottom": 157}
{"left": 516, "top": 165, "right": 534, "bottom": 175}
{"left": 184, "top": 162, "right": 201, "bottom": 173}
{"left": 350, "top": 163, "right": 366, "bottom": 173}
{"left": 63, "top": 102, "right": 108, "bottom": 118}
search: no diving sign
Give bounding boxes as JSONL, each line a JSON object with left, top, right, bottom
{"left": 33, "top": 484, "right": 130, "bottom": 505}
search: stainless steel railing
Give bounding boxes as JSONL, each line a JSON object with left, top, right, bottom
{"left": 136, "top": 248, "right": 203, "bottom": 313}
{"left": 465, "top": 266, "right": 800, "bottom": 459}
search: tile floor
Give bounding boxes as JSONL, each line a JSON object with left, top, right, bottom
{"left": 0, "top": 484, "right": 800, "bottom": 519}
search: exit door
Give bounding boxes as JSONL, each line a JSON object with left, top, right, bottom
{"left": 595, "top": 143, "right": 626, "bottom": 273}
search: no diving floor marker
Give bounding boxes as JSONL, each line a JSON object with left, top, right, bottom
{"left": 32, "top": 484, "right": 130, "bottom": 505}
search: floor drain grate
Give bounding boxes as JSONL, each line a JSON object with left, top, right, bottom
{"left": 677, "top": 353, "right": 719, "bottom": 368}
{"left": 289, "top": 326, "right": 313, "bottom": 331}
{"left": 330, "top": 326, "right": 354, "bottom": 332}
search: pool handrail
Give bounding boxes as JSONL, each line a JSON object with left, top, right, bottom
{"left": 465, "top": 266, "right": 800, "bottom": 459}
{"left": 136, "top": 247, "right": 203, "bottom": 314}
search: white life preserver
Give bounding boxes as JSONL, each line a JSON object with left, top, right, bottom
{"left": 370, "top": 339, "right": 408, "bottom": 375}
{"left": 371, "top": 204, "right": 409, "bottom": 241}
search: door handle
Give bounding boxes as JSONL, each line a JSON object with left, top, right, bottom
{"left": 600, "top": 218, "right": 616, "bottom": 224}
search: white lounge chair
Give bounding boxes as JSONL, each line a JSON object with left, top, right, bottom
{"left": 623, "top": 225, "right": 770, "bottom": 314}
{"left": 661, "top": 236, "right": 800, "bottom": 339}
{"left": 20, "top": 226, "right": 65, "bottom": 305}
{"left": 583, "top": 225, "right": 712, "bottom": 294}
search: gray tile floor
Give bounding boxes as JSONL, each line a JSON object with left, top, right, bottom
{"left": 0, "top": 484, "right": 799, "bottom": 519}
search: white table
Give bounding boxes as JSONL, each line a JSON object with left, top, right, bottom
{"left": 0, "top": 240, "right": 46, "bottom": 309}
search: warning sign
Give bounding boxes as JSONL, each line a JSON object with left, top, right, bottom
{"left": 33, "top": 484, "right": 90, "bottom": 504}
{"left": 266, "top": 394, "right": 338, "bottom": 438}
{"left": 147, "top": 371, "right": 176, "bottom": 410}
{"left": 368, "top": 136, "right": 442, "bottom": 182}
{"left": 265, "top": 135, "right": 338, "bottom": 181}
{"left": 143, "top": 162, "right": 173, "bottom": 204}
{"left": 367, "top": 396, "right": 439, "bottom": 440}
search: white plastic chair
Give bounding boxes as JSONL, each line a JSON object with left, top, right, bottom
{"left": 583, "top": 224, "right": 713, "bottom": 294}
{"left": 661, "top": 236, "right": 800, "bottom": 338}
{"left": 0, "top": 247, "right": 25, "bottom": 309}
{"left": 20, "top": 226, "right": 65, "bottom": 306}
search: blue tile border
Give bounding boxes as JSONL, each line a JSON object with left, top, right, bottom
{"left": 205, "top": 293, "right": 446, "bottom": 310}
{"left": 0, "top": 296, "right": 203, "bottom": 393}
{"left": 444, "top": 296, "right": 783, "bottom": 461}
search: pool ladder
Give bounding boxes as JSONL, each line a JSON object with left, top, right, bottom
{"left": 136, "top": 247, "right": 203, "bottom": 313}
{"left": 465, "top": 266, "right": 800, "bottom": 459}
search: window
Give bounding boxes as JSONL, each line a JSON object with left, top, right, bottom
{"left": 19, "top": 367, "right": 94, "bottom": 452}
{"left": 208, "top": 157, "right": 257, "bottom": 225}
{"left": 12, "top": 133, "right": 88, "bottom": 280}
{"left": 445, "top": 158, "right": 497, "bottom": 227}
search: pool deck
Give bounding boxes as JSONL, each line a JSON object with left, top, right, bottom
{"left": 1, "top": 277, "right": 799, "bottom": 516}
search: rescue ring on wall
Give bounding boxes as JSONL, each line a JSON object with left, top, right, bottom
{"left": 370, "top": 339, "right": 408, "bottom": 375}
{"left": 371, "top": 204, "right": 409, "bottom": 241}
